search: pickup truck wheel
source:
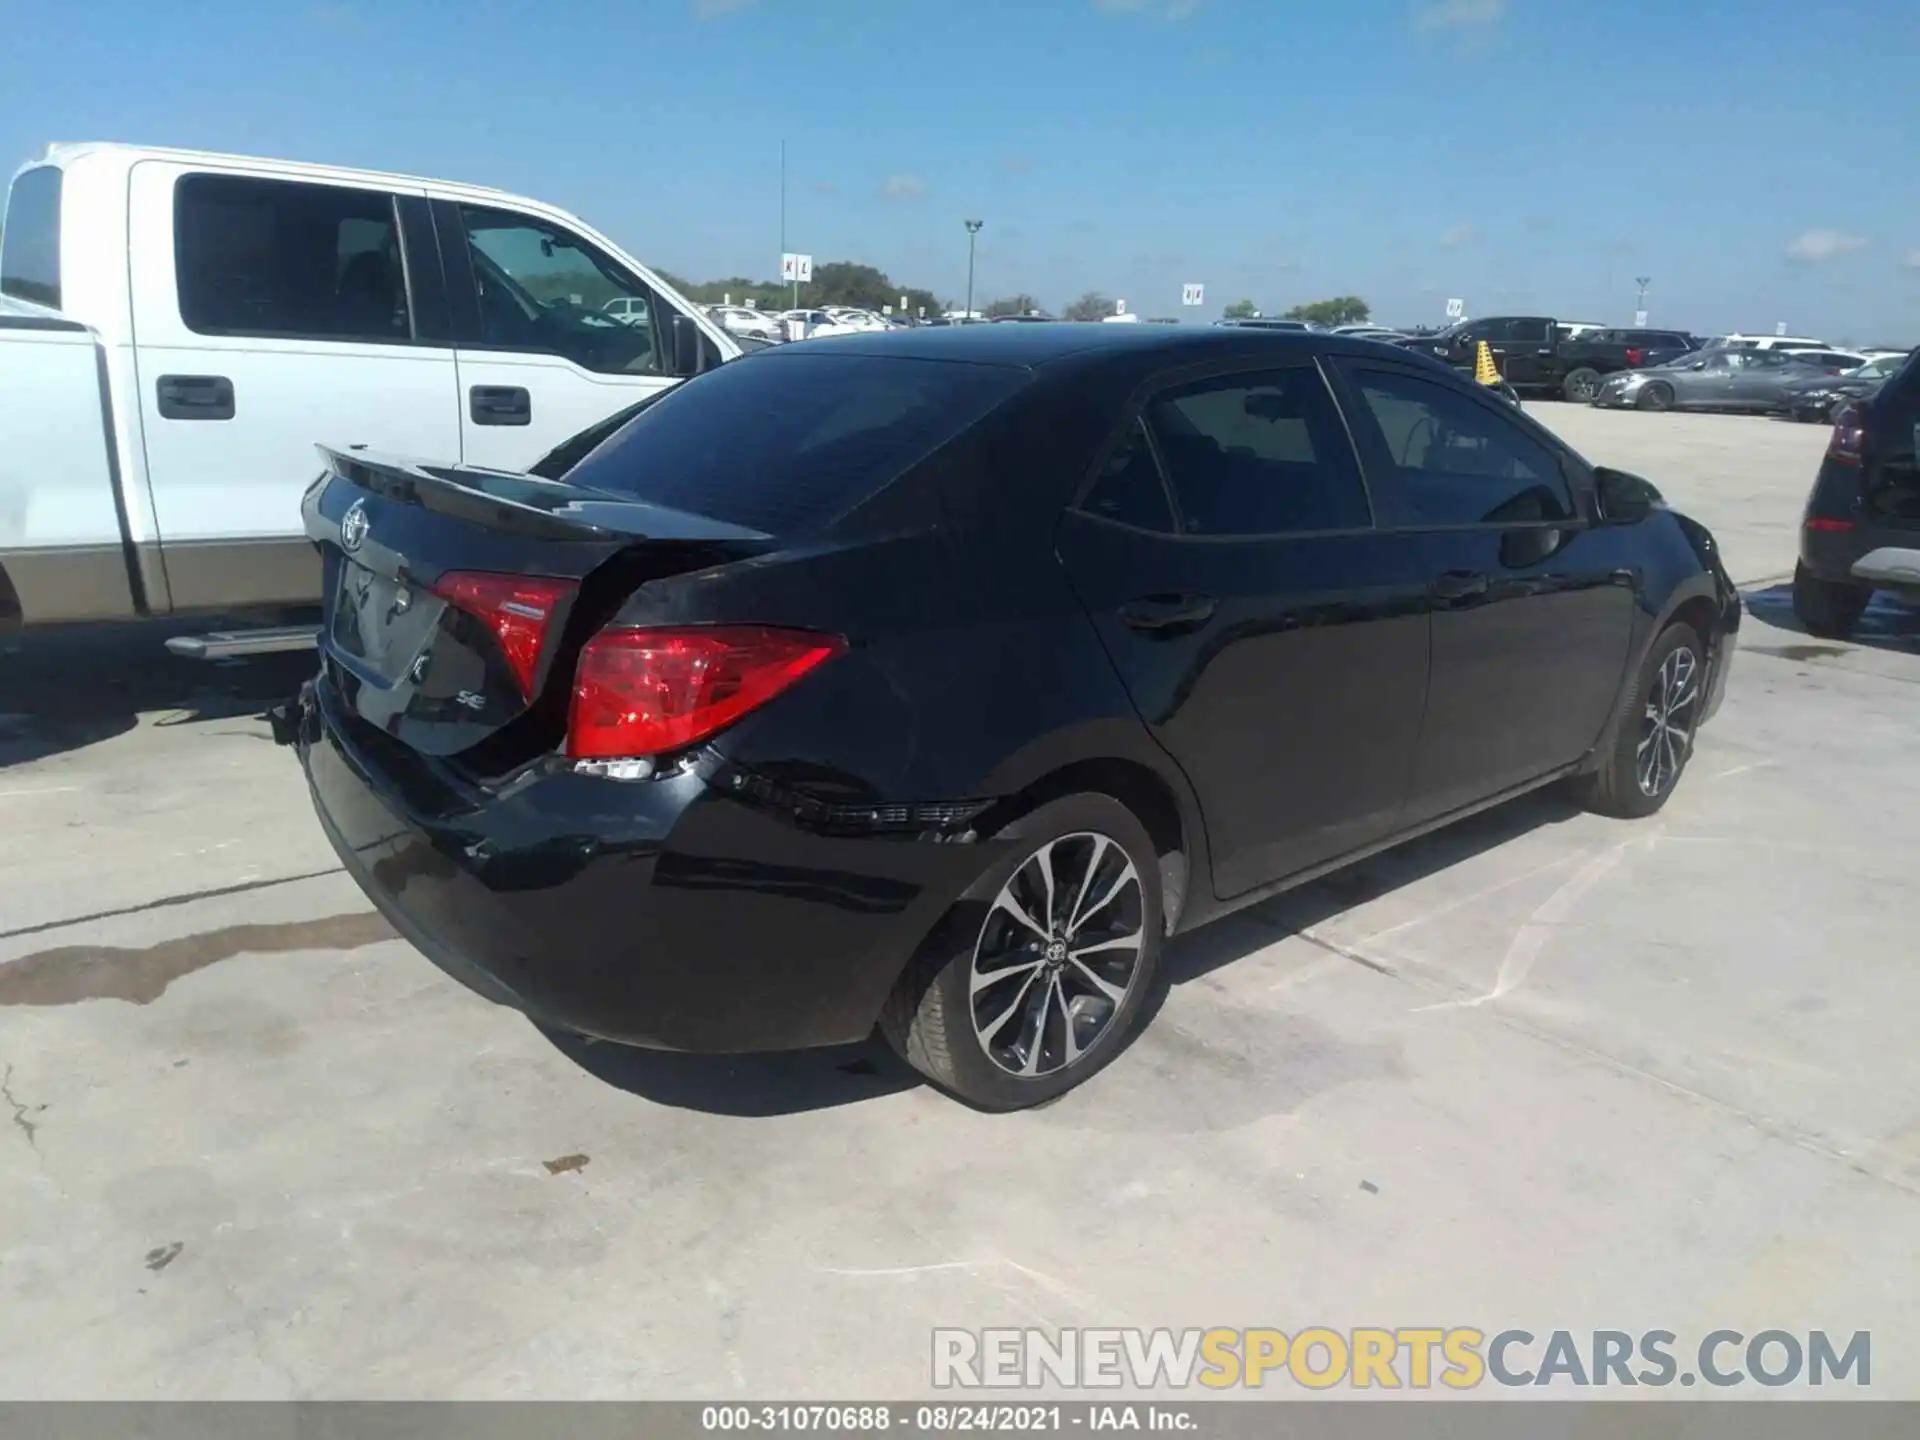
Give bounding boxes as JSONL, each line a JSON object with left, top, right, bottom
{"left": 1792, "top": 562, "right": 1870, "bottom": 638}
{"left": 1563, "top": 368, "right": 1602, "bottom": 403}
{"left": 1637, "top": 382, "right": 1674, "bottom": 412}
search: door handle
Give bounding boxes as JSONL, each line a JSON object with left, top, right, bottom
{"left": 1118, "top": 593, "right": 1216, "bottom": 636}
{"left": 469, "top": 385, "right": 531, "bottom": 426}
{"left": 1430, "top": 569, "right": 1489, "bottom": 602}
{"left": 155, "top": 374, "right": 235, "bottom": 421}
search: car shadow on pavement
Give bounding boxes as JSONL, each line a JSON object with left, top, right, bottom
{"left": 0, "top": 618, "right": 318, "bottom": 767}
{"left": 536, "top": 1025, "right": 920, "bottom": 1117}
{"left": 1742, "top": 583, "right": 1920, "bottom": 653}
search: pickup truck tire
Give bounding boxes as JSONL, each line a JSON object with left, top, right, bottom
{"left": 1791, "top": 562, "right": 1870, "bottom": 638}
{"left": 1636, "top": 382, "right": 1674, "bottom": 413}
{"left": 1563, "top": 367, "right": 1603, "bottom": 403}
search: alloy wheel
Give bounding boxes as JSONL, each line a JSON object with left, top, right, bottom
{"left": 969, "top": 832, "right": 1145, "bottom": 1078}
{"left": 1637, "top": 645, "right": 1701, "bottom": 797}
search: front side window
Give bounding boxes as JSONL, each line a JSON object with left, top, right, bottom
{"left": 459, "top": 205, "right": 662, "bottom": 375}
{"left": 174, "top": 174, "right": 411, "bottom": 342}
{"left": 1, "top": 166, "right": 62, "bottom": 309}
{"left": 1140, "top": 368, "right": 1371, "bottom": 536}
{"left": 1350, "top": 368, "right": 1574, "bottom": 526}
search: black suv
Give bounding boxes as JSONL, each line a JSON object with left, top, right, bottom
{"left": 1793, "top": 352, "right": 1920, "bottom": 634}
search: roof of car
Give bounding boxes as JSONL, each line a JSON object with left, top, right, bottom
{"left": 746, "top": 320, "right": 1351, "bottom": 368}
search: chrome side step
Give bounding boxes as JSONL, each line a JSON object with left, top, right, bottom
{"left": 165, "top": 626, "right": 318, "bottom": 660}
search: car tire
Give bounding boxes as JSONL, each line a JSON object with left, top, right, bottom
{"left": 880, "top": 793, "right": 1164, "bottom": 1111}
{"left": 1563, "top": 368, "right": 1602, "bottom": 403}
{"left": 1570, "top": 622, "right": 1708, "bottom": 820}
{"left": 1792, "top": 561, "right": 1870, "bottom": 638}
{"left": 1637, "top": 382, "right": 1674, "bottom": 412}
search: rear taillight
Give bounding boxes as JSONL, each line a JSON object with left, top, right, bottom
{"left": 1804, "top": 516, "right": 1853, "bottom": 532}
{"left": 430, "top": 571, "right": 576, "bottom": 699}
{"left": 1827, "top": 401, "right": 1867, "bottom": 466}
{"left": 1625, "top": 347, "right": 1644, "bottom": 366}
{"left": 567, "top": 626, "right": 846, "bottom": 761}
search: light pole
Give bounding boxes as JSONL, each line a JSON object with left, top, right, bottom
{"left": 1635, "top": 275, "right": 1651, "bottom": 321}
{"left": 964, "top": 220, "right": 983, "bottom": 320}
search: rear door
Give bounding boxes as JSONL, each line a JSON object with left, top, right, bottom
{"left": 1331, "top": 359, "right": 1634, "bottom": 822}
{"left": 1056, "top": 362, "right": 1430, "bottom": 900}
{"left": 127, "top": 162, "right": 461, "bottom": 611}
{"left": 432, "top": 199, "right": 722, "bottom": 471}
{"left": 1500, "top": 317, "right": 1556, "bottom": 387}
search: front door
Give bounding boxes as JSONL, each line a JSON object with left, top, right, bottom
{"left": 433, "top": 201, "right": 701, "bottom": 471}
{"left": 127, "top": 163, "right": 461, "bottom": 610}
{"left": 1332, "top": 360, "right": 1635, "bottom": 822}
{"left": 1057, "top": 364, "right": 1431, "bottom": 900}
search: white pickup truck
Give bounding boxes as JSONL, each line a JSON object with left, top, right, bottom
{"left": 0, "top": 143, "right": 742, "bottom": 653}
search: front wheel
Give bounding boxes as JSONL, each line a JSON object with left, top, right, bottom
{"left": 1792, "top": 561, "right": 1870, "bottom": 638}
{"left": 1563, "top": 367, "right": 1603, "bottom": 403}
{"left": 1570, "top": 623, "right": 1707, "bottom": 819}
{"left": 1637, "top": 382, "right": 1674, "bottom": 412}
{"left": 881, "top": 794, "right": 1164, "bottom": 1110}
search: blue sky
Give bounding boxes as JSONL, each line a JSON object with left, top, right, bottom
{"left": 4, "top": 0, "right": 1918, "bottom": 339}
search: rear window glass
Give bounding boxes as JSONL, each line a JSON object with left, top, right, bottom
{"left": 562, "top": 353, "right": 1028, "bottom": 534}
{"left": 1, "top": 166, "right": 62, "bottom": 309}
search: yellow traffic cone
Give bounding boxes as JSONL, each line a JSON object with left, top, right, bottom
{"left": 1474, "top": 339, "right": 1501, "bottom": 386}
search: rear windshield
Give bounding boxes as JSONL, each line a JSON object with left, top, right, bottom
{"left": 562, "top": 352, "right": 1028, "bottom": 534}
{"left": 1, "top": 166, "right": 62, "bottom": 309}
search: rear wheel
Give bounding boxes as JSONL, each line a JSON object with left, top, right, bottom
{"left": 1570, "top": 623, "right": 1707, "bottom": 819}
{"left": 1563, "top": 367, "right": 1603, "bottom": 403}
{"left": 1637, "top": 382, "right": 1674, "bottom": 412}
{"left": 1792, "top": 561, "right": 1870, "bottom": 638}
{"left": 880, "top": 794, "right": 1163, "bottom": 1110}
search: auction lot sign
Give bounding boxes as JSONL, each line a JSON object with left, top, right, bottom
{"left": 0, "top": 1404, "right": 1910, "bottom": 1439}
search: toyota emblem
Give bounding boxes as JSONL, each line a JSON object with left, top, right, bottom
{"left": 340, "top": 499, "right": 370, "bottom": 553}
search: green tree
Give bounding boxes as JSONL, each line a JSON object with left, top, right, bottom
{"left": 1062, "top": 290, "right": 1116, "bottom": 322}
{"left": 1282, "top": 296, "right": 1371, "bottom": 327}
{"left": 1222, "top": 298, "right": 1259, "bottom": 320}
{"left": 984, "top": 294, "right": 1042, "bottom": 318}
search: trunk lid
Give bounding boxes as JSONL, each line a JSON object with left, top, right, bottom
{"left": 302, "top": 447, "right": 772, "bottom": 758}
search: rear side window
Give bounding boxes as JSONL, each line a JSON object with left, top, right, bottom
{"left": 1080, "top": 418, "right": 1175, "bottom": 531}
{"left": 174, "top": 174, "right": 412, "bottom": 342}
{"left": 1350, "top": 367, "right": 1574, "bottom": 526}
{"left": 0, "top": 166, "right": 62, "bottom": 309}
{"left": 562, "top": 353, "right": 1027, "bottom": 535}
{"left": 1141, "top": 367, "right": 1371, "bottom": 536}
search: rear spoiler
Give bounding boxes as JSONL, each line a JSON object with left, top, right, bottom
{"left": 315, "top": 446, "right": 772, "bottom": 545}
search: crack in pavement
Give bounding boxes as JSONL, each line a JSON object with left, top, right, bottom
{"left": 2, "top": 1063, "right": 44, "bottom": 1153}
{"left": 0, "top": 866, "right": 345, "bottom": 943}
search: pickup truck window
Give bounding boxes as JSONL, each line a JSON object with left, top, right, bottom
{"left": 0, "top": 166, "right": 62, "bottom": 309}
{"left": 456, "top": 205, "right": 665, "bottom": 378}
{"left": 174, "top": 174, "right": 412, "bottom": 344}
{"left": 1507, "top": 319, "right": 1552, "bottom": 345}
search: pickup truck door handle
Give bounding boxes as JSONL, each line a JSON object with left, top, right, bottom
{"left": 155, "top": 375, "right": 235, "bottom": 421}
{"left": 469, "top": 385, "right": 531, "bottom": 426}
{"left": 1430, "top": 569, "right": 1490, "bottom": 602}
{"left": 1118, "top": 593, "right": 1217, "bottom": 636}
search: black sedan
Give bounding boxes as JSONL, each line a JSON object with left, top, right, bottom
{"left": 282, "top": 325, "right": 1739, "bottom": 1109}
{"left": 1778, "top": 354, "right": 1906, "bottom": 423}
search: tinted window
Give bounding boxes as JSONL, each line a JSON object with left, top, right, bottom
{"left": 174, "top": 174, "right": 410, "bottom": 342}
{"left": 562, "top": 354, "right": 1026, "bottom": 534}
{"left": 1141, "top": 368, "right": 1371, "bottom": 536}
{"left": 459, "top": 205, "right": 663, "bottom": 375}
{"left": 1080, "top": 418, "right": 1175, "bottom": 531}
{"left": 1508, "top": 319, "right": 1551, "bottom": 344}
{"left": 1351, "top": 368, "right": 1574, "bottom": 526}
{"left": 0, "top": 166, "right": 61, "bottom": 309}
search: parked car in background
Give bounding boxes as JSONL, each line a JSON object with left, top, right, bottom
{"left": 1777, "top": 355, "right": 1906, "bottom": 422}
{"left": 1556, "top": 321, "right": 1607, "bottom": 341}
{"left": 1556, "top": 328, "right": 1700, "bottom": 403}
{"left": 1793, "top": 353, "right": 1920, "bottom": 634}
{"left": 780, "top": 309, "right": 862, "bottom": 340}
{"left": 280, "top": 322, "right": 1738, "bottom": 1108}
{"left": 1593, "top": 348, "right": 1831, "bottom": 412}
{"left": 1714, "top": 333, "right": 1831, "bottom": 353}
{"left": 705, "top": 304, "right": 782, "bottom": 344}
{"left": 1216, "top": 318, "right": 1310, "bottom": 331}
{"left": 0, "top": 142, "right": 737, "bottom": 644}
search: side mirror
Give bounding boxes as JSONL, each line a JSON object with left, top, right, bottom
{"left": 670, "top": 312, "right": 705, "bottom": 378}
{"left": 1594, "top": 466, "right": 1663, "bottom": 524}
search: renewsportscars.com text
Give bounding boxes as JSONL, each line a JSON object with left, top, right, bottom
{"left": 932, "top": 1327, "right": 1871, "bottom": 1391}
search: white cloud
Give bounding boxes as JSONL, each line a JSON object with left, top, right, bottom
{"left": 693, "top": 0, "right": 753, "bottom": 18}
{"left": 1438, "top": 223, "right": 1476, "bottom": 248}
{"left": 878, "top": 173, "right": 929, "bottom": 202}
{"left": 1786, "top": 229, "right": 1870, "bottom": 262}
{"left": 1413, "top": 0, "right": 1504, "bottom": 29}
{"left": 1898, "top": 249, "right": 1920, "bottom": 270}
